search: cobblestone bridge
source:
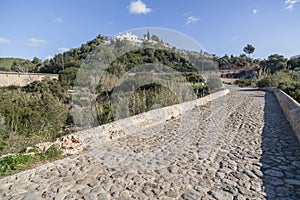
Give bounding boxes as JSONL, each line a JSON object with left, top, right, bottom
{"left": 1, "top": 88, "right": 300, "bottom": 199}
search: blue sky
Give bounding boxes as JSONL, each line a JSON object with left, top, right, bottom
{"left": 0, "top": 0, "right": 300, "bottom": 60}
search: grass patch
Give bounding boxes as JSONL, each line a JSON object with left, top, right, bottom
{"left": 0, "top": 144, "right": 63, "bottom": 178}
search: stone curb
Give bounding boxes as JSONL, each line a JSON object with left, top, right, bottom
{"left": 262, "top": 87, "right": 300, "bottom": 143}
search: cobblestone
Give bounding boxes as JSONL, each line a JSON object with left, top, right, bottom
{"left": 0, "top": 88, "right": 300, "bottom": 199}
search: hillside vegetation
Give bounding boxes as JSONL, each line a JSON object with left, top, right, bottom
{"left": 0, "top": 58, "right": 31, "bottom": 71}
{"left": 1, "top": 33, "right": 299, "bottom": 157}
{"left": 0, "top": 33, "right": 219, "bottom": 156}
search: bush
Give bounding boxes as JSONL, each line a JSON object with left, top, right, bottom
{"left": 0, "top": 86, "right": 68, "bottom": 155}
{"left": 256, "top": 71, "right": 300, "bottom": 103}
{"left": 234, "top": 79, "right": 252, "bottom": 87}
{"left": 256, "top": 77, "right": 271, "bottom": 87}
{"left": 206, "top": 75, "right": 223, "bottom": 93}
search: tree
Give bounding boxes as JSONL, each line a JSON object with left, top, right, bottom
{"left": 147, "top": 31, "right": 150, "bottom": 40}
{"left": 260, "top": 54, "right": 287, "bottom": 74}
{"left": 288, "top": 56, "right": 300, "bottom": 70}
{"left": 243, "top": 44, "right": 255, "bottom": 57}
{"left": 151, "top": 34, "right": 160, "bottom": 42}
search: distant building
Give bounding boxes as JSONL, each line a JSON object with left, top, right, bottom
{"left": 115, "top": 32, "right": 142, "bottom": 44}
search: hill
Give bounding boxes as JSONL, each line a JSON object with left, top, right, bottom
{"left": 0, "top": 32, "right": 220, "bottom": 156}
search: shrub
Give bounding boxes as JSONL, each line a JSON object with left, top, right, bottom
{"left": 206, "top": 75, "right": 223, "bottom": 93}
{"left": 234, "top": 79, "right": 252, "bottom": 87}
{"left": 256, "top": 77, "right": 271, "bottom": 87}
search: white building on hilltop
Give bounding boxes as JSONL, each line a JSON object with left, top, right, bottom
{"left": 115, "top": 32, "right": 142, "bottom": 44}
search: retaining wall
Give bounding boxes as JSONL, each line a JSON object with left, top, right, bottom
{"left": 0, "top": 73, "right": 58, "bottom": 87}
{"left": 263, "top": 87, "right": 300, "bottom": 143}
{"left": 77, "top": 89, "right": 230, "bottom": 145}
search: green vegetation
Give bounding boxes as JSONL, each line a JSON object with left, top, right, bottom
{"left": 0, "top": 144, "right": 63, "bottom": 178}
{"left": 206, "top": 75, "right": 223, "bottom": 93}
{"left": 0, "top": 58, "right": 30, "bottom": 71}
{"left": 243, "top": 44, "right": 255, "bottom": 57}
{"left": 234, "top": 79, "right": 253, "bottom": 87}
{"left": 0, "top": 79, "right": 70, "bottom": 155}
{"left": 256, "top": 71, "right": 300, "bottom": 103}
{"left": 1, "top": 33, "right": 221, "bottom": 157}
{"left": 217, "top": 54, "right": 259, "bottom": 70}
{"left": 215, "top": 43, "right": 299, "bottom": 103}
{"left": 253, "top": 55, "right": 300, "bottom": 103}
{"left": 0, "top": 57, "right": 43, "bottom": 72}
{"left": 260, "top": 54, "right": 288, "bottom": 74}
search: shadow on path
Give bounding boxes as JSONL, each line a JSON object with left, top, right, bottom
{"left": 261, "top": 91, "right": 300, "bottom": 199}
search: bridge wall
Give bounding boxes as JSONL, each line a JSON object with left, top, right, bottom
{"left": 264, "top": 87, "right": 300, "bottom": 143}
{"left": 77, "top": 89, "right": 230, "bottom": 144}
{"left": 0, "top": 73, "right": 58, "bottom": 87}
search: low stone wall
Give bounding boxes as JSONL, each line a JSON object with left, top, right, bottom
{"left": 0, "top": 73, "right": 58, "bottom": 87}
{"left": 263, "top": 87, "right": 300, "bottom": 143}
{"left": 77, "top": 89, "right": 230, "bottom": 145}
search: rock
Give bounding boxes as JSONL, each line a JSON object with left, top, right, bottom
{"left": 22, "top": 193, "right": 38, "bottom": 200}
{"left": 33, "top": 142, "right": 53, "bottom": 153}
{"left": 87, "top": 181, "right": 98, "bottom": 188}
{"left": 212, "top": 190, "right": 234, "bottom": 200}
{"left": 132, "top": 192, "right": 148, "bottom": 200}
{"left": 291, "top": 161, "right": 300, "bottom": 167}
{"left": 234, "top": 195, "right": 245, "bottom": 200}
{"left": 250, "top": 182, "right": 261, "bottom": 192}
{"left": 265, "top": 176, "right": 284, "bottom": 186}
{"left": 108, "top": 130, "right": 125, "bottom": 140}
{"left": 64, "top": 194, "right": 74, "bottom": 199}
{"left": 223, "top": 179, "right": 237, "bottom": 187}
{"left": 264, "top": 169, "right": 284, "bottom": 177}
{"left": 165, "top": 188, "right": 177, "bottom": 198}
{"left": 55, "top": 134, "right": 85, "bottom": 155}
{"left": 90, "top": 187, "right": 102, "bottom": 193}
{"left": 76, "top": 179, "right": 85, "bottom": 185}
{"left": 25, "top": 147, "right": 34, "bottom": 153}
{"left": 62, "top": 177, "right": 73, "bottom": 182}
{"left": 110, "top": 171, "right": 124, "bottom": 179}
{"left": 97, "top": 193, "right": 109, "bottom": 200}
{"left": 41, "top": 191, "right": 55, "bottom": 199}
{"left": 194, "top": 186, "right": 209, "bottom": 194}
{"left": 83, "top": 194, "right": 96, "bottom": 200}
{"left": 54, "top": 193, "right": 67, "bottom": 200}
{"left": 77, "top": 187, "right": 90, "bottom": 195}
{"left": 284, "top": 178, "right": 300, "bottom": 186}
{"left": 182, "top": 192, "right": 200, "bottom": 200}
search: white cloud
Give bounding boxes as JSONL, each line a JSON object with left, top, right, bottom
{"left": 285, "top": 0, "right": 300, "bottom": 10}
{"left": 129, "top": 0, "right": 151, "bottom": 14}
{"left": 54, "top": 17, "right": 63, "bottom": 23}
{"left": 45, "top": 55, "right": 53, "bottom": 60}
{"left": 252, "top": 9, "right": 258, "bottom": 14}
{"left": 0, "top": 37, "right": 11, "bottom": 44}
{"left": 58, "top": 47, "right": 69, "bottom": 52}
{"left": 186, "top": 16, "right": 199, "bottom": 25}
{"left": 26, "top": 38, "right": 47, "bottom": 46}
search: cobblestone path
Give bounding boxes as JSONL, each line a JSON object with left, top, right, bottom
{"left": 0, "top": 88, "right": 300, "bottom": 200}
